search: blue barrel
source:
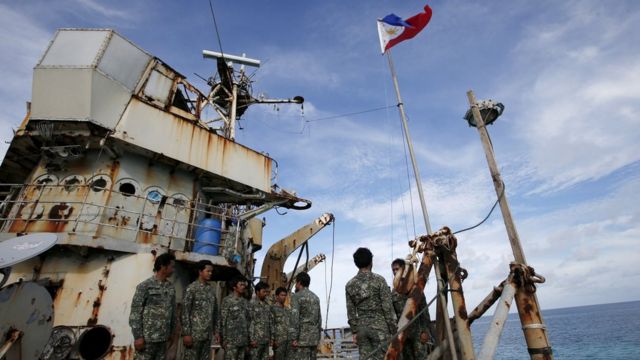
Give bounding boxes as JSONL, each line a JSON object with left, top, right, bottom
{"left": 193, "top": 218, "right": 222, "bottom": 256}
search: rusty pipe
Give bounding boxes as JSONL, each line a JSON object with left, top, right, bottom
{"left": 385, "top": 251, "right": 434, "bottom": 359}
{"left": 434, "top": 257, "right": 458, "bottom": 360}
{"left": 478, "top": 280, "right": 516, "bottom": 360}
{"left": 426, "top": 338, "right": 450, "bottom": 360}
{"left": 0, "top": 329, "right": 22, "bottom": 358}
{"left": 468, "top": 281, "right": 506, "bottom": 325}
{"left": 442, "top": 250, "right": 475, "bottom": 360}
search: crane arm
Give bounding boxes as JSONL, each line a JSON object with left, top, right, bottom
{"left": 286, "top": 253, "right": 326, "bottom": 284}
{"left": 260, "top": 213, "right": 334, "bottom": 292}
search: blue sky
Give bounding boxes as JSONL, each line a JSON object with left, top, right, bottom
{"left": 1, "top": 0, "right": 639, "bottom": 329}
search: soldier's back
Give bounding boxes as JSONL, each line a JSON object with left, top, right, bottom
{"left": 291, "top": 288, "right": 321, "bottom": 347}
{"left": 345, "top": 272, "right": 390, "bottom": 329}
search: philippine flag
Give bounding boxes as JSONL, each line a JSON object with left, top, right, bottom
{"left": 377, "top": 5, "right": 433, "bottom": 54}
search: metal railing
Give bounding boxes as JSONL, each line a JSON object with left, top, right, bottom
{"left": 319, "top": 328, "right": 359, "bottom": 359}
{"left": 0, "top": 182, "right": 245, "bottom": 254}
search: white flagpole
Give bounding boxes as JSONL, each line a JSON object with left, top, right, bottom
{"left": 385, "top": 49, "right": 432, "bottom": 235}
{"left": 385, "top": 48, "right": 459, "bottom": 360}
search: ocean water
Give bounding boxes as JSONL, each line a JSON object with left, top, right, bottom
{"left": 470, "top": 300, "right": 640, "bottom": 359}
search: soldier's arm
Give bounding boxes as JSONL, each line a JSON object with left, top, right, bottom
{"left": 213, "top": 294, "right": 220, "bottom": 335}
{"left": 289, "top": 295, "right": 300, "bottom": 341}
{"left": 181, "top": 286, "right": 194, "bottom": 337}
{"left": 418, "top": 292, "right": 430, "bottom": 332}
{"left": 219, "top": 299, "right": 227, "bottom": 342}
{"left": 248, "top": 301, "right": 257, "bottom": 341}
{"left": 128, "top": 282, "right": 147, "bottom": 340}
{"left": 170, "top": 288, "right": 177, "bottom": 335}
{"left": 345, "top": 287, "right": 358, "bottom": 335}
{"left": 379, "top": 278, "right": 397, "bottom": 333}
{"left": 317, "top": 298, "right": 322, "bottom": 333}
{"left": 269, "top": 304, "right": 275, "bottom": 343}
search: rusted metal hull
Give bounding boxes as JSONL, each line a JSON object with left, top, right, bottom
{"left": 4, "top": 249, "right": 194, "bottom": 360}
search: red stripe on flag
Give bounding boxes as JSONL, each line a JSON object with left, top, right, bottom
{"left": 385, "top": 5, "right": 433, "bottom": 52}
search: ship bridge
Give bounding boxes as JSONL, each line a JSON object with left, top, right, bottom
{"left": 0, "top": 28, "right": 310, "bottom": 275}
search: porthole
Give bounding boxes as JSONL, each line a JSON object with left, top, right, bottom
{"left": 114, "top": 178, "right": 140, "bottom": 198}
{"left": 168, "top": 194, "right": 189, "bottom": 209}
{"left": 88, "top": 174, "right": 112, "bottom": 193}
{"left": 145, "top": 187, "right": 165, "bottom": 204}
{"left": 33, "top": 174, "right": 58, "bottom": 186}
{"left": 61, "top": 175, "right": 85, "bottom": 192}
{"left": 119, "top": 183, "right": 136, "bottom": 196}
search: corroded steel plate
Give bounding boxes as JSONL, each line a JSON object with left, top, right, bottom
{"left": 0, "top": 281, "right": 54, "bottom": 360}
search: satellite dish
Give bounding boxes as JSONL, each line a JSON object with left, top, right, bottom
{"left": 0, "top": 233, "right": 57, "bottom": 268}
{"left": 0, "top": 282, "right": 54, "bottom": 360}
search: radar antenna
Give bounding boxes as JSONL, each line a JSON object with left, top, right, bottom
{"left": 202, "top": 50, "right": 304, "bottom": 140}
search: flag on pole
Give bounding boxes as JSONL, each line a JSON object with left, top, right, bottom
{"left": 377, "top": 5, "right": 433, "bottom": 54}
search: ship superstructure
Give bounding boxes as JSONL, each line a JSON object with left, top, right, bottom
{"left": 0, "top": 29, "right": 310, "bottom": 359}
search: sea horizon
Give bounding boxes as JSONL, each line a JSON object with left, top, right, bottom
{"left": 471, "top": 299, "right": 640, "bottom": 359}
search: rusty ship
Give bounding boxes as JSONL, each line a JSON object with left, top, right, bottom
{"left": 0, "top": 28, "right": 329, "bottom": 359}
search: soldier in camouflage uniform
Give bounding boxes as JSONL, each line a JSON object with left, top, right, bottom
{"left": 345, "top": 248, "right": 397, "bottom": 360}
{"left": 270, "top": 287, "right": 291, "bottom": 360}
{"left": 249, "top": 281, "right": 274, "bottom": 360}
{"left": 290, "top": 272, "right": 322, "bottom": 360}
{"left": 182, "top": 260, "right": 220, "bottom": 360}
{"left": 129, "top": 253, "right": 177, "bottom": 360}
{"left": 391, "top": 258, "right": 432, "bottom": 360}
{"left": 220, "top": 277, "right": 250, "bottom": 360}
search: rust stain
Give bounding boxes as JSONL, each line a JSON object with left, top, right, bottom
{"left": 87, "top": 258, "right": 113, "bottom": 325}
{"left": 457, "top": 304, "right": 468, "bottom": 320}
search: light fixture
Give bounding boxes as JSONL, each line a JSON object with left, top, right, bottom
{"left": 463, "top": 99, "right": 504, "bottom": 127}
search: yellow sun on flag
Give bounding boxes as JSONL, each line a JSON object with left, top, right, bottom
{"left": 385, "top": 28, "right": 399, "bottom": 36}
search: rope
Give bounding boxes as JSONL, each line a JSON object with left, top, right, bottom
{"left": 207, "top": 0, "right": 225, "bottom": 57}
{"left": 452, "top": 180, "right": 505, "bottom": 235}
{"left": 400, "top": 114, "right": 418, "bottom": 238}
{"left": 324, "top": 220, "right": 336, "bottom": 330}
{"left": 286, "top": 242, "right": 308, "bottom": 293}
{"left": 306, "top": 105, "right": 394, "bottom": 122}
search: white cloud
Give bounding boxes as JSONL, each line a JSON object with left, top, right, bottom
{"left": 497, "top": 1, "right": 640, "bottom": 193}
{"left": 0, "top": 5, "right": 51, "bottom": 156}
{"left": 73, "top": 0, "right": 131, "bottom": 20}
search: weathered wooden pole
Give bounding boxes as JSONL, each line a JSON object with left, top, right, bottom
{"left": 466, "top": 90, "right": 553, "bottom": 359}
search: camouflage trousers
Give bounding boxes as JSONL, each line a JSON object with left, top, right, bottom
{"left": 356, "top": 327, "right": 390, "bottom": 360}
{"left": 184, "top": 339, "right": 212, "bottom": 360}
{"left": 223, "top": 345, "right": 247, "bottom": 360}
{"left": 134, "top": 341, "right": 165, "bottom": 360}
{"left": 291, "top": 346, "right": 317, "bottom": 360}
{"left": 272, "top": 341, "right": 290, "bottom": 360}
{"left": 249, "top": 343, "right": 269, "bottom": 360}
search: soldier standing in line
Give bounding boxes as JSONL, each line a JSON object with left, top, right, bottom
{"left": 220, "top": 277, "right": 250, "bottom": 360}
{"left": 345, "top": 248, "right": 397, "bottom": 360}
{"left": 129, "top": 252, "right": 177, "bottom": 360}
{"left": 391, "top": 258, "right": 432, "bottom": 360}
{"left": 270, "top": 287, "right": 291, "bottom": 360}
{"left": 290, "top": 272, "right": 322, "bottom": 360}
{"left": 182, "top": 260, "right": 220, "bottom": 360}
{"left": 249, "top": 281, "right": 274, "bottom": 360}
